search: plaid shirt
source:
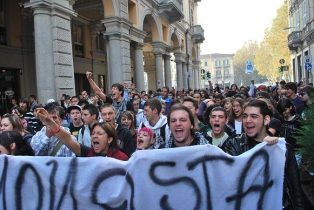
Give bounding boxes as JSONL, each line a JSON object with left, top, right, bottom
{"left": 30, "top": 126, "right": 76, "bottom": 157}
{"left": 164, "top": 132, "right": 209, "bottom": 148}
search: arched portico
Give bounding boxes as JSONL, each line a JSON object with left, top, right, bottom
{"left": 142, "top": 13, "right": 163, "bottom": 90}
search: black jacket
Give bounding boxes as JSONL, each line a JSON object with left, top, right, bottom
{"left": 116, "top": 124, "right": 136, "bottom": 157}
{"left": 221, "top": 134, "right": 304, "bottom": 210}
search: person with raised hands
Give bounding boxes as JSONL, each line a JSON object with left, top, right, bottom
{"left": 35, "top": 107, "right": 128, "bottom": 160}
{"left": 31, "top": 103, "right": 75, "bottom": 157}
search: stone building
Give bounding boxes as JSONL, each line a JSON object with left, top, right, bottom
{"left": 199, "top": 53, "right": 235, "bottom": 89}
{"left": 288, "top": 0, "right": 314, "bottom": 84}
{"left": 0, "top": 0, "right": 204, "bottom": 109}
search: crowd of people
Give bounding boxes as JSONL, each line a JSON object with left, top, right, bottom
{"left": 1, "top": 71, "right": 313, "bottom": 209}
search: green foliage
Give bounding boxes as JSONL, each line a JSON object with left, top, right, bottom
{"left": 296, "top": 96, "right": 314, "bottom": 171}
{"left": 254, "top": 1, "right": 291, "bottom": 82}
{"left": 233, "top": 41, "right": 265, "bottom": 86}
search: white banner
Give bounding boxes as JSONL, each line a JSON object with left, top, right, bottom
{"left": 0, "top": 141, "right": 286, "bottom": 210}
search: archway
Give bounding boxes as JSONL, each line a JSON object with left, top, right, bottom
{"left": 142, "top": 14, "right": 160, "bottom": 91}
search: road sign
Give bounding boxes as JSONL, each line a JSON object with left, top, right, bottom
{"left": 246, "top": 60, "right": 253, "bottom": 74}
{"left": 305, "top": 56, "right": 311, "bottom": 64}
{"left": 305, "top": 63, "right": 312, "bottom": 72}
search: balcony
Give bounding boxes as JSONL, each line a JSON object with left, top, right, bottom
{"left": 191, "top": 25, "right": 205, "bottom": 43}
{"left": 288, "top": 31, "right": 302, "bottom": 51}
{"left": 157, "top": 0, "right": 184, "bottom": 23}
{"left": 304, "top": 19, "right": 314, "bottom": 43}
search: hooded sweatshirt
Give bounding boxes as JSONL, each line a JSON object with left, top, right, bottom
{"left": 138, "top": 115, "right": 170, "bottom": 149}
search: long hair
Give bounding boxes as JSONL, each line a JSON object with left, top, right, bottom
{"left": 0, "top": 131, "right": 34, "bottom": 155}
{"left": 230, "top": 97, "right": 244, "bottom": 119}
{"left": 120, "top": 111, "right": 136, "bottom": 135}
{"left": 2, "top": 114, "right": 28, "bottom": 135}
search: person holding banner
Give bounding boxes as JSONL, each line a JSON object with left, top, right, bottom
{"left": 221, "top": 99, "right": 304, "bottom": 210}
{"left": 35, "top": 107, "right": 128, "bottom": 160}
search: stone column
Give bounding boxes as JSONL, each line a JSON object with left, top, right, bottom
{"left": 103, "top": 17, "right": 132, "bottom": 86}
{"left": 194, "top": 68, "right": 199, "bottom": 89}
{"left": 154, "top": 52, "right": 164, "bottom": 89}
{"left": 107, "top": 34, "right": 123, "bottom": 83}
{"left": 152, "top": 42, "right": 168, "bottom": 90}
{"left": 182, "top": 62, "right": 188, "bottom": 90}
{"left": 189, "top": 68, "right": 195, "bottom": 90}
{"left": 164, "top": 54, "right": 172, "bottom": 88}
{"left": 175, "top": 60, "right": 183, "bottom": 90}
{"left": 25, "top": 0, "right": 76, "bottom": 104}
{"left": 175, "top": 53, "right": 185, "bottom": 90}
{"left": 134, "top": 43, "right": 145, "bottom": 91}
{"left": 193, "top": 61, "right": 200, "bottom": 89}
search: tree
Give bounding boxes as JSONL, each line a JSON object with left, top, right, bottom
{"left": 233, "top": 41, "right": 265, "bottom": 86}
{"left": 254, "top": 1, "right": 290, "bottom": 82}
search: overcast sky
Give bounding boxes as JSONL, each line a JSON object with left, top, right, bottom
{"left": 197, "top": 0, "right": 284, "bottom": 55}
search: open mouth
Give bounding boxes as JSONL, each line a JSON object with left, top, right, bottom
{"left": 92, "top": 140, "right": 100, "bottom": 151}
{"left": 246, "top": 125, "right": 255, "bottom": 132}
{"left": 213, "top": 124, "right": 220, "bottom": 128}
{"left": 174, "top": 128, "right": 184, "bottom": 138}
{"left": 212, "top": 124, "right": 222, "bottom": 132}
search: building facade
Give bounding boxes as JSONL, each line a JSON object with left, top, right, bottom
{"left": 288, "top": 0, "right": 314, "bottom": 84}
{"left": 199, "top": 53, "right": 235, "bottom": 89}
{"left": 0, "top": 0, "right": 204, "bottom": 110}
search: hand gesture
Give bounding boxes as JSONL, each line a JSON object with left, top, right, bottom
{"left": 36, "top": 108, "right": 59, "bottom": 137}
{"left": 86, "top": 71, "right": 93, "bottom": 80}
{"left": 263, "top": 136, "right": 279, "bottom": 145}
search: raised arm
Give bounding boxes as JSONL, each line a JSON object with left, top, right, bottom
{"left": 36, "top": 108, "right": 82, "bottom": 156}
{"left": 86, "top": 71, "right": 108, "bottom": 101}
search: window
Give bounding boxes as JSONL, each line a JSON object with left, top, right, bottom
{"left": 215, "top": 60, "right": 221, "bottom": 67}
{"left": 216, "top": 70, "right": 221, "bottom": 77}
{"left": 72, "top": 22, "right": 84, "bottom": 57}
{"left": 223, "top": 59, "right": 229, "bottom": 66}
{"left": 95, "top": 33, "right": 104, "bottom": 51}
{"left": 224, "top": 68, "right": 230, "bottom": 76}
{"left": 302, "top": 0, "right": 309, "bottom": 27}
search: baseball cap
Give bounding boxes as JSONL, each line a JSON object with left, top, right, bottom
{"left": 67, "top": 105, "right": 82, "bottom": 113}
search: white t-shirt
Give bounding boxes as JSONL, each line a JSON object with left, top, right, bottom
{"left": 234, "top": 120, "right": 242, "bottom": 135}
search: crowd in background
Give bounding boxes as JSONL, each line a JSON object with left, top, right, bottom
{"left": 0, "top": 71, "right": 313, "bottom": 209}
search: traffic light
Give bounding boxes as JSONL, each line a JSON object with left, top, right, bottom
{"left": 206, "top": 72, "right": 211, "bottom": 79}
{"left": 278, "top": 66, "right": 289, "bottom": 73}
{"left": 278, "top": 66, "right": 283, "bottom": 73}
